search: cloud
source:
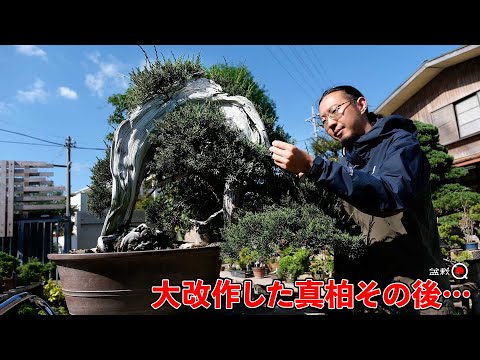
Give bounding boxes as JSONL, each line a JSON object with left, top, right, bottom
{"left": 0, "top": 101, "right": 13, "bottom": 114}
{"left": 16, "top": 79, "right": 48, "bottom": 103}
{"left": 85, "top": 52, "right": 129, "bottom": 97}
{"left": 85, "top": 73, "right": 105, "bottom": 97}
{"left": 14, "top": 45, "right": 48, "bottom": 61}
{"left": 58, "top": 86, "right": 78, "bottom": 100}
{"left": 86, "top": 51, "right": 101, "bottom": 64}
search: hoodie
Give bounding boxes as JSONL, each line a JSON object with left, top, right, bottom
{"left": 306, "top": 115, "right": 453, "bottom": 313}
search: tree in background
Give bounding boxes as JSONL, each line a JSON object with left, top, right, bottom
{"left": 414, "top": 120, "right": 480, "bottom": 251}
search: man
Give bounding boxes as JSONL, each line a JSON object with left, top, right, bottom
{"left": 270, "top": 85, "right": 455, "bottom": 314}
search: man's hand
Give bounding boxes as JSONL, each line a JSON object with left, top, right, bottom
{"left": 269, "top": 140, "right": 315, "bottom": 177}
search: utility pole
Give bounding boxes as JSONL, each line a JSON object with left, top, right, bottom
{"left": 305, "top": 105, "right": 320, "bottom": 140}
{"left": 64, "top": 136, "right": 73, "bottom": 253}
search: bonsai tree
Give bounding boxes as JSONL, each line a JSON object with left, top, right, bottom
{"left": 15, "top": 257, "right": 55, "bottom": 286}
{"left": 0, "top": 251, "right": 20, "bottom": 281}
{"left": 221, "top": 201, "right": 365, "bottom": 269}
{"left": 277, "top": 247, "right": 310, "bottom": 282}
{"left": 309, "top": 250, "right": 334, "bottom": 280}
{"left": 238, "top": 247, "right": 259, "bottom": 270}
{"left": 88, "top": 50, "right": 294, "bottom": 252}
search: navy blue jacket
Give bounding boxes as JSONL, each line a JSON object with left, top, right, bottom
{"left": 306, "top": 115, "right": 452, "bottom": 309}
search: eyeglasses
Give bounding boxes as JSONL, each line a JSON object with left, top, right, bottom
{"left": 320, "top": 98, "right": 357, "bottom": 128}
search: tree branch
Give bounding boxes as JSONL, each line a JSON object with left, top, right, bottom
{"left": 189, "top": 209, "right": 223, "bottom": 226}
{"left": 146, "top": 172, "right": 189, "bottom": 197}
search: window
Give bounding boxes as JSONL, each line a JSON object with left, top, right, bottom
{"left": 431, "top": 104, "right": 459, "bottom": 144}
{"left": 454, "top": 92, "right": 480, "bottom": 138}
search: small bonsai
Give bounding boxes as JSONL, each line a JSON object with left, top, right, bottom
{"left": 238, "top": 247, "right": 259, "bottom": 271}
{"left": 16, "top": 257, "right": 55, "bottom": 286}
{"left": 460, "top": 205, "right": 479, "bottom": 244}
{"left": 309, "top": 250, "right": 334, "bottom": 279}
{"left": 277, "top": 248, "right": 310, "bottom": 282}
{"left": 0, "top": 251, "right": 20, "bottom": 279}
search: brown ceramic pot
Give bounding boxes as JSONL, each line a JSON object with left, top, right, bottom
{"left": 48, "top": 246, "right": 221, "bottom": 315}
{"left": 252, "top": 267, "right": 267, "bottom": 279}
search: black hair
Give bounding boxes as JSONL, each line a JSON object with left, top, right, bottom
{"left": 318, "top": 85, "right": 383, "bottom": 124}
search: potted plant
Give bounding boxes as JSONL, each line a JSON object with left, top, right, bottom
{"left": 309, "top": 250, "right": 334, "bottom": 280}
{"left": 277, "top": 248, "right": 310, "bottom": 283}
{"left": 0, "top": 251, "right": 20, "bottom": 291}
{"left": 222, "top": 203, "right": 365, "bottom": 284}
{"left": 459, "top": 206, "right": 479, "bottom": 250}
{"left": 252, "top": 258, "right": 268, "bottom": 279}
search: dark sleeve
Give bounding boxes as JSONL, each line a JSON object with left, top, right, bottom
{"left": 305, "top": 133, "right": 429, "bottom": 217}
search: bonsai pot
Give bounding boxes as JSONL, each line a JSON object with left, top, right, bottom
{"left": 48, "top": 246, "right": 221, "bottom": 315}
{"left": 252, "top": 266, "right": 267, "bottom": 279}
{"left": 465, "top": 242, "right": 479, "bottom": 250}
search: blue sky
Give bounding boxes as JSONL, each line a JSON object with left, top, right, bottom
{"left": 0, "top": 45, "right": 462, "bottom": 194}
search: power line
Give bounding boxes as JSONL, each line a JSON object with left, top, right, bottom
{"left": 0, "top": 140, "right": 62, "bottom": 147}
{"left": 0, "top": 127, "right": 105, "bottom": 151}
{"left": 264, "top": 46, "right": 314, "bottom": 100}
{"left": 302, "top": 47, "right": 330, "bottom": 88}
{"left": 309, "top": 47, "right": 334, "bottom": 86}
{"left": 0, "top": 127, "right": 64, "bottom": 146}
{"left": 73, "top": 145, "right": 105, "bottom": 151}
{"left": 278, "top": 46, "right": 318, "bottom": 99}
{"left": 290, "top": 47, "right": 321, "bottom": 95}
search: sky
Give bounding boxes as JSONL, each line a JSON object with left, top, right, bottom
{"left": 0, "top": 44, "right": 463, "bottom": 195}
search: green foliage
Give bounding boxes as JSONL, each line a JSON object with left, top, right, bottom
{"left": 126, "top": 53, "right": 204, "bottom": 109}
{"left": 206, "top": 63, "right": 290, "bottom": 143}
{"left": 238, "top": 247, "right": 259, "bottom": 269}
{"left": 311, "top": 135, "right": 342, "bottom": 162}
{"left": 0, "top": 252, "right": 20, "bottom": 278}
{"left": 277, "top": 248, "right": 310, "bottom": 281}
{"left": 135, "top": 195, "right": 154, "bottom": 210}
{"left": 413, "top": 120, "right": 480, "bottom": 251}
{"left": 16, "top": 258, "right": 54, "bottom": 286}
{"left": 105, "top": 92, "right": 132, "bottom": 142}
{"left": 309, "top": 251, "right": 334, "bottom": 278}
{"left": 87, "top": 148, "right": 112, "bottom": 219}
{"left": 17, "top": 303, "right": 46, "bottom": 315}
{"left": 413, "top": 120, "right": 468, "bottom": 191}
{"left": 451, "top": 250, "right": 473, "bottom": 266}
{"left": 43, "top": 278, "right": 65, "bottom": 304}
{"left": 221, "top": 203, "right": 364, "bottom": 264}
{"left": 107, "top": 92, "right": 131, "bottom": 126}
{"left": 43, "top": 278, "right": 68, "bottom": 314}
{"left": 470, "top": 204, "right": 480, "bottom": 222}
{"left": 433, "top": 183, "right": 480, "bottom": 215}
{"left": 145, "top": 100, "right": 277, "bottom": 240}
{"left": 438, "top": 223, "right": 464, "bottom": 249}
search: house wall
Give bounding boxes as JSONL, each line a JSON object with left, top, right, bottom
{"left": 392, "top": 56, "right": 480, "bottom": 165}
{"left": 394, "top": 57, "right": 480, "bottom": 123}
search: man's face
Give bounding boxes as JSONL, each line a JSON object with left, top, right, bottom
{"left": 319, "top": 90, "right": 369, "bottom": 144}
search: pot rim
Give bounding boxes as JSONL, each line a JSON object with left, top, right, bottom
{"left": 47, "top": 245, "right": 220, "bottom": 261}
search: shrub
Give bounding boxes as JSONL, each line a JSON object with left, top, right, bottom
{"left": 0, "top": 252, "right": 20, "bottom": 278}
{"left": 16, "top": 258, "right": 55, "bottom": 286}
{"left": 277, "top": 248, "right": 310, "bottom": 281}
{"left": 43, "top": 279, "right": 69, "bottom": 315}
{"left": 221, "top": 203, "right": 364, "bottom": 264}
